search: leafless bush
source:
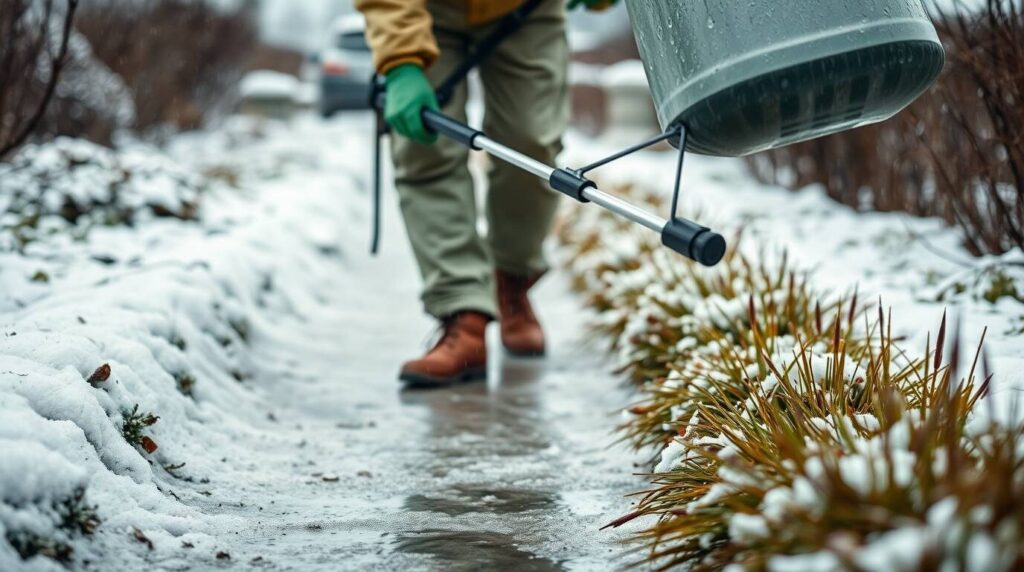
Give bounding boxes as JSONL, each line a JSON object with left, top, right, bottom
{"left": 0, "top": 0, "right": 79, "bottom": 159}
{"left": 746, "top": 0, "right": 1024, "bottom": 256}
{"left": 75, "top": 0, "right": 257, "bottom": 133}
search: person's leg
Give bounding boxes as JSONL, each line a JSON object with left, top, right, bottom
{"left": 393, "top": 8, "right": 497, "bottom": 386}
{"left": 476, "top": 3, "right": 569, "bottom": 356}
{"left": 391, "top": 19, "right": 497, "bottom": 320}
{"left": 478, "top": 3, "right": 569, "bottom": 276}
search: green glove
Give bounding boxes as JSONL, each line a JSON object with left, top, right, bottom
{"left": 384, "top": 63, "right": 439, "bottom": 145}
{"left": 567, "top": 0, "right": 617, "bottom": 10}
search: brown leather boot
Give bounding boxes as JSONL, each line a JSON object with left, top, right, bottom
{"left": 496, "top": 270, "right": 546, "bottom": 357}
{"left": 399, "top": 311, "right": 490, "bottom": 386}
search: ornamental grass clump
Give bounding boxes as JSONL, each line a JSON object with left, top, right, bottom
{"left": 608, "top": 313, "right": 1020, "bottom": 571}
{"left": 556, "top": 183, "right": 846, "bottom": 387}
{"left": 557, "top": 180, "right": 1021, "bottom": 569}
{"left": 621, "top": 291, "right": 864, "bottom": 452}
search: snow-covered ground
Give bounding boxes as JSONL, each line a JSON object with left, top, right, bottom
{"left": 1, "top": 111, "right": 1020, "bottom": 570}
{"left": 0, "top": 117, "right": 366, "bottom": 568}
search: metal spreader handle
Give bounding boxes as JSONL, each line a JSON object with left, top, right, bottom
{"left": 422, "top": 109, "right": 726, "bottom": 267}
{"left": 367, "top": 0, "right": 724, "bottom": 266}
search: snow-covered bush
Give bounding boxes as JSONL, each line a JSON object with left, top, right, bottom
{"left": 613, "top": 312, "right": 1020, "bottom": 571}
{"left": 37, "top": 30, "right": 137, "bottom": 146}
{"left": 556, "top": 184, "right": 847, "bottom": 388}
{"left": 932, "top": 255, "right": 1024, "bottom": 307}
{"left": 557, "top": 181, "right": 1022, "bottom": 570}
{"left": 0, "top": 245, "right": 260, "bottom": 568}
{"left": 0, "top": 117, "right": 353, "bottom": 567}
{"left": 0, "top": 137, "right": 203, "bottom": 250}
{"left": 0, "top": 440, "right": 99, "bottom": 564}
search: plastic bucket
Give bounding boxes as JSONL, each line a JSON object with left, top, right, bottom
{"left": 624, "top": 0, "right": 945, "bottom": 157}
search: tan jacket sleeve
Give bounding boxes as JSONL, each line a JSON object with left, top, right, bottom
{"left": 354, "top": 0, "right": 440, "bottom": 74}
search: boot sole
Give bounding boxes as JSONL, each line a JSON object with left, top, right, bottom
{"left": 399, "top": 366, "right": 488, "bottom": 388}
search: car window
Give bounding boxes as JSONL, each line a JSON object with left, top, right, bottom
{"left": 337, "top": 32, "right": 369, "bottom": 51}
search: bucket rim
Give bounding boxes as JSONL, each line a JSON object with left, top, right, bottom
{"left": 650, "top": 17, "right": 942, "bottom": 130}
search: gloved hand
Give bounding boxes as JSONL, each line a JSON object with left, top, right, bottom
{"left": 384, "top": 63, "right": 439, "bottom": 145}
{"left": 567, "top": 0, "right": 617, "bottom": 11}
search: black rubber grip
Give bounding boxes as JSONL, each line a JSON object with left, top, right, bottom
{"left": 422, "top": 109, "right": 482, "bottom": 149}
{"left": 548, "top": 168, "right": 592, "bottom": 202}
{"left": 661, "top": 218, "right": 726, "bottom": 267}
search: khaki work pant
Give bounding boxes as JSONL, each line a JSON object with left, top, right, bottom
{"left": 391, "top": 0, "right": 569, "bottom": 319}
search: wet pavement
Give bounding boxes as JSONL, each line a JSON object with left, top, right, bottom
{"left": 185, "top": 212, "right": 644, "bottom": 570}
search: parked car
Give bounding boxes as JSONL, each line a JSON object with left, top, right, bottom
{"left": 318, "top": 14, "right": 374, "bottom": 117}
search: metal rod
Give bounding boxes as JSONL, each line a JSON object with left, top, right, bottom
{"left": 670, "top": 125, "right": 687, "bottom": 221}
{"left": 371, "top": 109, "right": 383, "bottom": 254}
{"left": 474, "top": 136, "right": 555, "bottom": 179}
{"left": 581, "top": 188, "right": 665, "bottom": 232}
{"left": 417, "top": 110, "right": 723, "bottom": 266}
{"left": 577, "top": 127, "right": 681, "bottom": 175}
{"left": 472, "top": 136, "right": 665, "bottom": 232}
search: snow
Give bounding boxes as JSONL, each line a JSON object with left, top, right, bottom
{"left": 331, "top": 13, "right": 365, "bottom": 36}
{"left": 59, "top": 32, "right": 136, "bottom": 129}
{"left": 0, "top": 116, "right": 361, "bottom": 569}
{"left": 728, "top": 513, "right": 770, "bottom": 541}
{"left": 239, "top": 70, "right": 299, "bottom": 100}
{"left": 852, "top": 526, "right": 929, "bottom": 571}
{"left": 654, "top": 439, "right": 686, "bottom": 472}
{"left": 0, "top": 437, "right": 86, "bottom": 506}
{"left": 0, "top": 137, "right": 201, "bottom": 243}
{"left": 0, "top": 112, "right": 655, "bottom": 569}
{"left": 600, "top": 59, "right": 649, "bottom": 89}
{"left": 768, "top": 550, "right": 841, "bottom": 572}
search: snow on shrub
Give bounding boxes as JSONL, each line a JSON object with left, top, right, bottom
{"left": 0, "top": 224, "right": 252, "bottom": 567}
{"left": 0, "top": 128, "right": 349, "bottom": 567}
{"left": 557, "top": 181, "right": 1022, "bottom": 570}
{"left": 0, "top": 137, "right": 203, "bottom": 250}
{"left": 0, "top": 435, "right": 99, "bottom": 564}
{"left": 931, "top": 253, "right": 1024, "bottom": 308}
{"left": 556, "top": 183, "right": 848, "bottom": 386}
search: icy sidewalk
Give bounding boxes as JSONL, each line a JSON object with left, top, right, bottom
{"left": 0, "top": 116, "right": 642, "bottom": 570}
{"left": 204, "top": 238, "right": 644, "bottom": 569}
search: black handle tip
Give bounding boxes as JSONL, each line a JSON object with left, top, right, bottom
{"left": 661, "top": 218, "right": 726, "bottom": 267}
{"left": 692, "top": 230, "right": 726, "bottom": 266}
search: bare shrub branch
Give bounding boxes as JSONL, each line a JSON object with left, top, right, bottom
{"left": 0, "top": 0, "right": 79, "bottom": 158}
{"left": 746, "top": 0, "right": 1024, "bottom": 256}
{"left": 74, "top": 0, "right": 258, "bottom": 134}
